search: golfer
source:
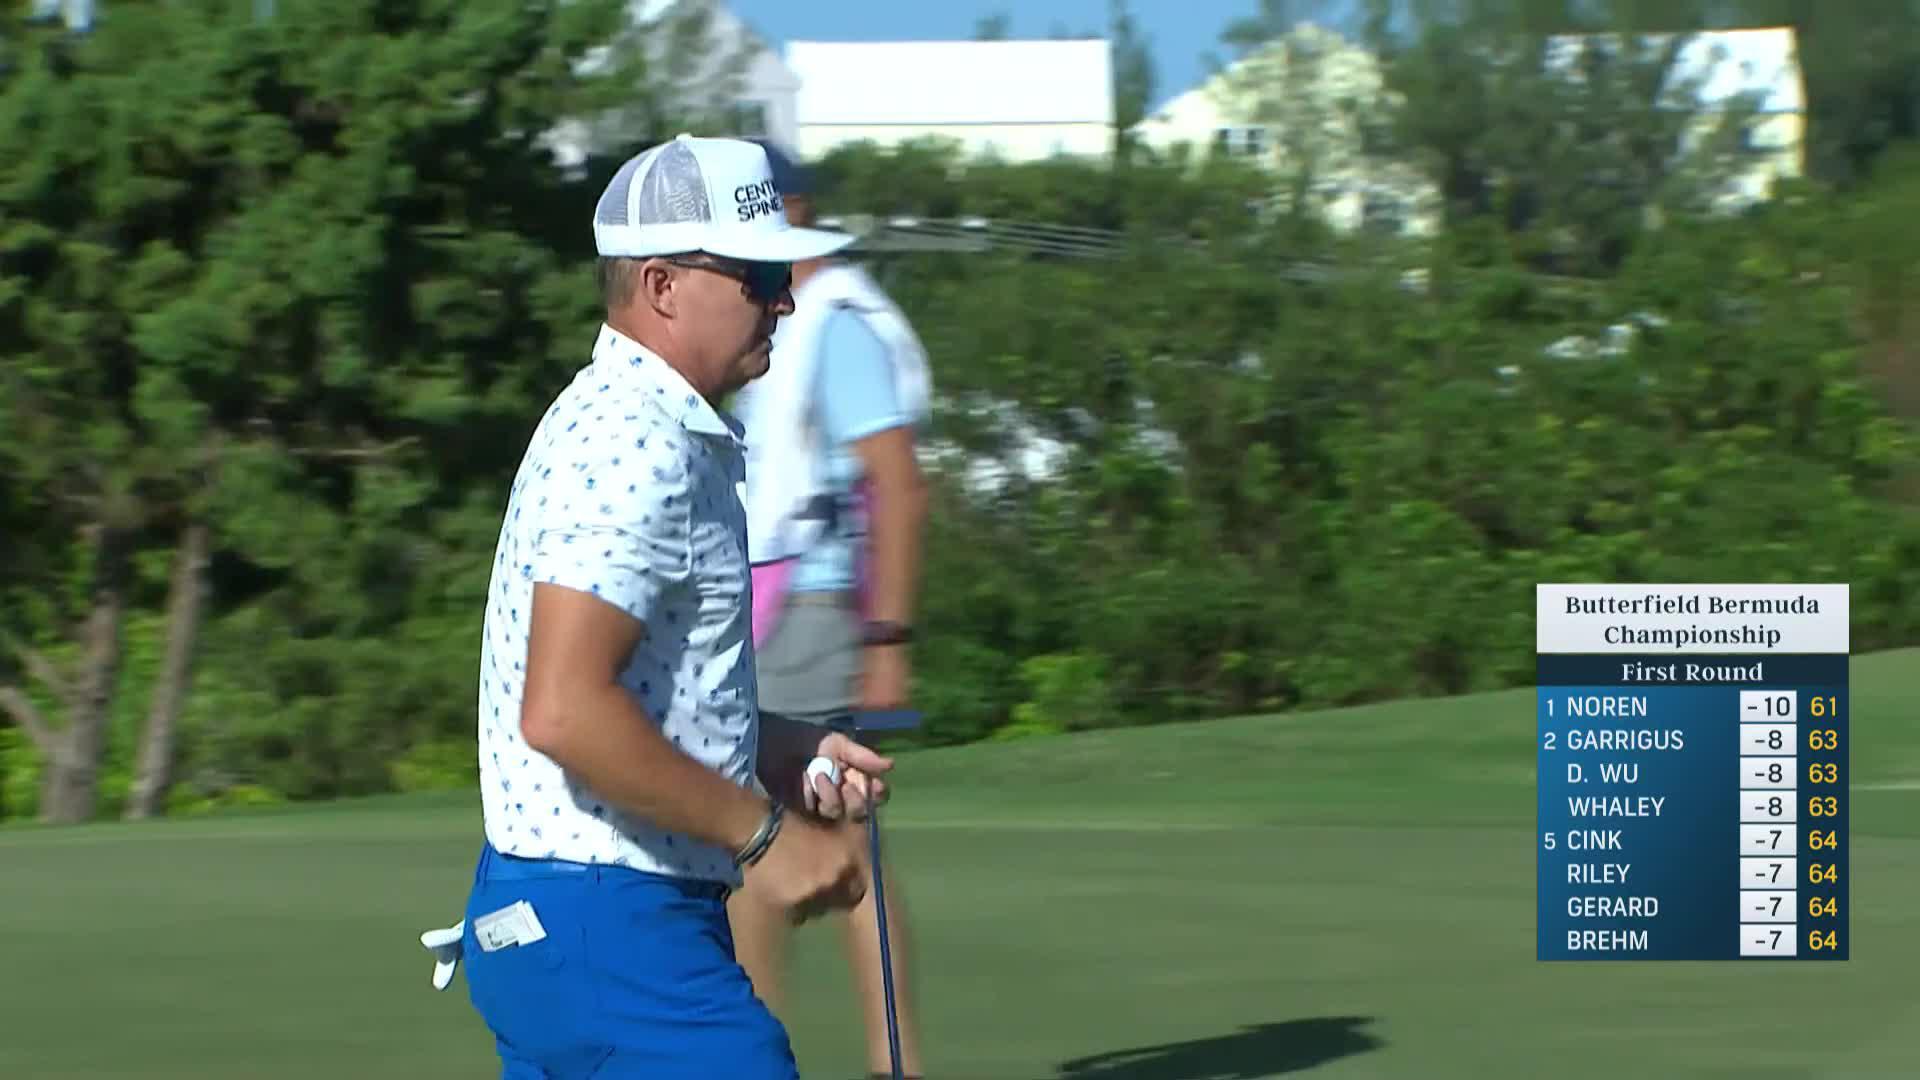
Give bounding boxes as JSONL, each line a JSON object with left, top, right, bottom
{"left": 457, "top": 134, "right": 893, "bottom": 1079}
{"left": 728, "top": 139, "right": 934, "bottom": 1080}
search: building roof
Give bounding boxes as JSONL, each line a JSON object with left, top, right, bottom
{"left": 785, "top": 39, "right": 1114, "bottom": 126}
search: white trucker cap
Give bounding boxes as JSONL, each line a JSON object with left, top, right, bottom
{"left": 592, "top": 134, "right": 854, "bottom": 263}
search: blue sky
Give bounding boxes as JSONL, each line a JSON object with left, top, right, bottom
{"left": 723, "top": 0, "right": 1360, "bottom": 111}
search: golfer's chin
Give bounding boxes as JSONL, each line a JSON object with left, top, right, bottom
{"left": 740, "top": 340, "right": 773, "bottom": 380}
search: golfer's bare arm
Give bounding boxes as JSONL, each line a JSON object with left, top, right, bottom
{"left": 519, "top": 582, "right": 769, "bottom": 853}
{"left": 852, "top": 425, "right": 927, "bottom": 628}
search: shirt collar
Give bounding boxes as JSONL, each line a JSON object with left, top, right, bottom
{"left": 593, "top": 324, "right": 745, "bottom": 445}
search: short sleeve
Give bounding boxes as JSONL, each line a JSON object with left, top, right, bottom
{"left": 815, "top": 309, "right": 910, "bottom": 445}
{"left": 528, "top": 438, "right": 690, "bottom": 624}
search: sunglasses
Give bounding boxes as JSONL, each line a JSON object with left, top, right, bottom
{"left": 665, "top": 256, "right": 792, "bottom": 304}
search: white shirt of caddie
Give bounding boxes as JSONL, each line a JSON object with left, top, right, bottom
{"left": 474, "top": 324, "right": 759, "bottom": 885}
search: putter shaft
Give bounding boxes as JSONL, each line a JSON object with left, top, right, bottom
{"left": 868, "top": 807, "right": 904, "bottom": 1080}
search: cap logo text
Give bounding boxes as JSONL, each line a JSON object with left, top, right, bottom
{"left": 735, "top": 179, "right": 783, "bottom": 223}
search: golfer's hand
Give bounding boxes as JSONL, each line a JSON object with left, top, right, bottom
{"left": 750, "top": 814, "right": 864, "bottom": 923}
{"left": 803, "top": 730, "right": 893, "bottom": 822}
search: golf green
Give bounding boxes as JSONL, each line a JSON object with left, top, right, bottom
{"left": 2, "top": 649, "right": 1914, "bottom": 1079}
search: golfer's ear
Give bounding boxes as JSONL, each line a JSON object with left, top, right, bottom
{"left": 639, "top": 259, "right": 679, "bottom": 317}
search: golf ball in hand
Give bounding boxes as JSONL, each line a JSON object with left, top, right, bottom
{"left": 805, "top": 755, "right": 841, "bottom": 787}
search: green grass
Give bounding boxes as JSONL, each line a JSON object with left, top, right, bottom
{"left": 1, "top": 649, "right": 1916, "bottom": 1079}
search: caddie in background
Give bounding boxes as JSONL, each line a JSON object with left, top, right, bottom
{"left": 727, "top": 138, "right": 935, "bottom": 1080}
{"left": 430, "top": 133, "right": 901, "bottom": 1080}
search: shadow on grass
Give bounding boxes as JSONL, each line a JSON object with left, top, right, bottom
{"left": 1051, "top": 1015, "right": 1384, "bottom": 1079}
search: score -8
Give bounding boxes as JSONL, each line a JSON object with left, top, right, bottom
{"left": 1741, "top": 724, "right": 1795, "bottom": 755}
{"left": 1742, "top": 792, "right": 1795, "bottom": 823}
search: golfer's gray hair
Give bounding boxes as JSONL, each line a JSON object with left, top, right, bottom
{"left": 597, "top": 256, "right": 644, "bottom": 310}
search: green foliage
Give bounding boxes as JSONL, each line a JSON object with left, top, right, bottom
{"left": 389, "top": 738, "right": 482, "bottom": 794}
{"left": 834, "top": 137, "right": 1920, "bottom": 730}
{"left": 2, "top": 2, "right": 1917, "bottom": 817}
{"left": 166, "top": 782, "right": 287, "bottom": 818}
{"left": 0, "top": 726, "right": 35, "bottom": 819}
{"left": 1109, "top": 0, "right": 1157, "bottom": 153}
{"left": 0, "top": 0, "right": 658, "bottom": 817}
{"left": 1004, "top": 652, "right": 1120, "bottom": 741}
{"left": 1714, "top": 0, "right": 1920, "bottom": 188}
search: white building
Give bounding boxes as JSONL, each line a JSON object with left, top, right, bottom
{"left": 784, "top": 39, "right": 1115, "bottom": 163}
{"left": 1130, "top": 23, "right": 1807, "bottom": 234}
{"left": 1130, "top": 73, "right": 1247, "bottom": 162}
{"left": 1130, "top": 23, "right": 1441, "bottom": 235}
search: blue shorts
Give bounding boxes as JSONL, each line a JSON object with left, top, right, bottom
{"left": 460, "top": 842, "right": 798, "bottom": 1080}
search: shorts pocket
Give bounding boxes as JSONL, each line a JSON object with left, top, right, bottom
{"left": 464, "top": 892, "right": 606, "bottom": 1071}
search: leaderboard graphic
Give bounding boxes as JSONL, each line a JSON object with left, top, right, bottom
{"left": 1536, "top": 584, "right": 1850, "bottom": 961}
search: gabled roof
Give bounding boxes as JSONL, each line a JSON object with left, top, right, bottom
{"left": 785, "top": 39, "right": 1114, "bottom": 126}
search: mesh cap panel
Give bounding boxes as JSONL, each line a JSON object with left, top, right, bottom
{"left": 593, "top": 142, "right": 712, "bottom": 230}
{"left": 592, "top": 151, "right": 647, "bottom": 229}
{"left": 636, "top": 141, "right": 712, "bottom": 225}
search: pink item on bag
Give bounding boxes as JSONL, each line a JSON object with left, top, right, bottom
{"left": 749, "top": 480, "right": 878, "bottom": 650}
{"left": 749, "top": 558, "right": 796, "bottom": 648}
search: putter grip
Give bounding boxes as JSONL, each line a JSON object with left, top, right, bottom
{"left": 852, "top": 709, "right": 923, "bottom": 732}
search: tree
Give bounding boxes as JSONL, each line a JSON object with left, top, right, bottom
{"left": 1358, "top": 0, "right": 1768, "bottom": 273}
{"left": 5, "top": 4, "right": 1914, "bottom": 805}
{"left": 1214, "top": 22, "right": 1439, "bottom": 234}
{"left": 0, "top": 0, "right": 646, "bottom": 822}
{"left": 596, "top": 0, "right": 766, "bottom": 144}
{"left": 1219, "top": 0, "right": 1316, "bottom": 57}
{"left": 123, "top": 517, "right": 209, "bottom": 819}
{"left": 802, "top": 140, "right": 1918, "bottom": 729}
{"left": 1709, "top": 0, "right": 1920, "bottom": 187}
{"left": 1110, "top": 0, "right": 1158, "bottom": 161}
{"left": 973, "top": 13, "right": 1012, "bottom": 41}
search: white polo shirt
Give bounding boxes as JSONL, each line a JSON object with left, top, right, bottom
{"left": 474, "top": 324, "right": 759, "bottom": 885}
